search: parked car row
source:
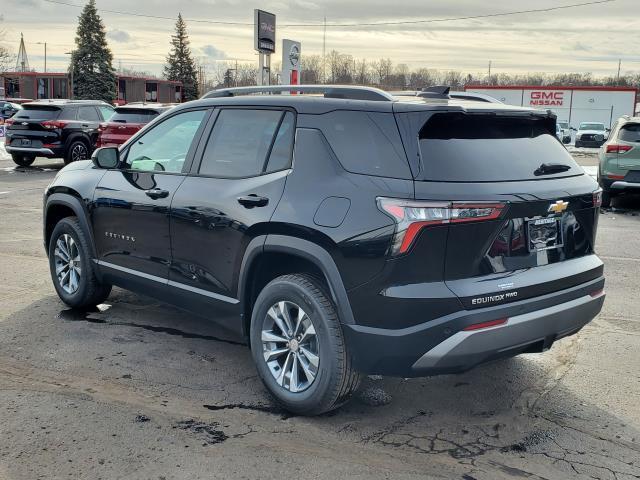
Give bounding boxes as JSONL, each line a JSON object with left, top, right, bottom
{"left": 3, "top": 99, "right": 176, "bottom": 167}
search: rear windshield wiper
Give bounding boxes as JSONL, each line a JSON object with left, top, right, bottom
{"left": 534, "top": 163, "right": 572, "bottom": 176}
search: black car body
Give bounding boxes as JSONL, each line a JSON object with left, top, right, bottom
{"left": 43, "top": 85, "right": 605, "bottom": 414}
{"left": 5, "top": 100, "right": 115, "bottom": 166}
{"left": 0, "top": 101, "right": 23, "bottom": 120}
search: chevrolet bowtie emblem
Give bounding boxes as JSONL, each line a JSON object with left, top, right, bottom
{"left": 548, "top": 200, "right": 569, "bottom": 214}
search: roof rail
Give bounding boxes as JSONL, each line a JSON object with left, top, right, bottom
{"left": 202, "top": 85, "right": 394, "bottom": 102}
{"left": 417, "top": 85, "right": 451, "bottom": 99}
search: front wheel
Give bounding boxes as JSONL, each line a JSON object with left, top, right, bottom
{"left": 48, "top": 217, "right": 112, "bottom": 308}
{"left": 250, "top": 274, "right": 361, "bottom": 416}
{"left": 12, "top": 154, "right": 35, "bottom": 167}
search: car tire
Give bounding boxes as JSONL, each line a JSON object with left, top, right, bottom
{"left": 48, "top": 217, "right": 112, "bottom": 309}
{"left": 250, "top": 273, "right": 361, "bottom": 416}
{"left": 64, "top": 140, "right": 90, "bottom": 165}
{"left": 12, "top": 154, "right": 35, "bottom": 167}
{"left": 575, "top": 141, "right": 581, "bottom": 148}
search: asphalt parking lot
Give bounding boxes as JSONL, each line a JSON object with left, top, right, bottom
{"left": 0, "top": 147, "right": 639, "bottom": 480}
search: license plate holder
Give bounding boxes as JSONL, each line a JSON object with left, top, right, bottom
{"left": 527, "top": 217, "right": 562, "bottom": 252}
{"left": 19, "top": 138, "right": 32, "bottom": 146}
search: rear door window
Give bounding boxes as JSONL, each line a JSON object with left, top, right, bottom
{"left": 198, "top": 109, "right": 283, "bottom": 178}
{"left": 316, "top": 111, "right": 411, "bottom": 179}
{"left": 416, "top": 113, "right": 580, "bottom": 182}
{"left": 619, "top": 124, "right": 640, "bottom": 143}
{"left": 78, "top": 106, "right": 101, "bottom": 122}
{"left": 15, "top": 106, "right": 60, "bottom": 120}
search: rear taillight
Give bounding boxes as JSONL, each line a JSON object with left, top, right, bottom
{"left": 41, "top": 120, "right": 68, "bottom": 129}
{"left": 4, "top": 118, "right": 14, "bottom": 127}
{"left": 377, "top": 197, "right": 506, "bottom": 255}
{"left": 606, "top": 144, "right": 633, "bottom": 154}
{"left": 98, "top": 123, "right": 108, "bottom": 131}
{"left": 606, "top": 173, "right": 625, "bottom": 180}
{"left": 463, "top": 318, "right": 508, "bottom": 331}
{"left": 593, "top": 189, "right": 602, "bottom": 208}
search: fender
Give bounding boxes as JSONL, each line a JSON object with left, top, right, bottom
{"left": 44, "top": 192, "right": 98, "bottom": 260}
{"left": 239, "top": 234, "right": 355, "bottom": 326}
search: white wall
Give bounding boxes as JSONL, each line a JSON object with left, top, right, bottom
{"left": 467, "top": 87, "right": 636, "bottom": 128}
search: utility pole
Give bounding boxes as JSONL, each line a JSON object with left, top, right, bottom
{"left": 616, "top": 59, "right": 621, "bottom": 85}
{"left": 65, "top": 51, "right": 74, "bottom": 99}
{"left": 322, "top": 16, "right": 326, "bottom": 84}
{"left": 37, "top": 42, "right": 47, "bottom": 72}
{"left": 488, "top": 61, "right": 492, "bottom": 84}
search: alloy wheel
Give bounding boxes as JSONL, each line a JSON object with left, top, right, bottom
{"left": 71, "top": 144, "right": 88, "bottom": 162}
{"left": 261, "top": 301, "right": 319, "bottom": 393}
{"left": 54, "top": 233, "right": 81, "bottom": 294}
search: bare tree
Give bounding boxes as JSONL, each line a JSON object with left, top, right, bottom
{"left": 371, "top": 58, "right": 393, "bottom": 87}
{"left": 300, "top": 54, "right": 323, "bottom": 84}
{"left": 0, "top": 31, "right": 14, "bottom": 73}
{"left": 354, "top": 58, "right": 369, "bottom": 85}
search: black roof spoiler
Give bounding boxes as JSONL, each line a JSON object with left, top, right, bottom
{"left": 417, "top": 86, "right": 451, "bottom": 99}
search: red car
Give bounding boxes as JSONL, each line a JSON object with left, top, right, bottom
{"left": 97, "top": 103, "right": 175, "bottom": 148}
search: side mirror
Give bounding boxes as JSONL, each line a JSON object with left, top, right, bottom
{"left": 92, "top": 147, "right": 120, "bottom": 169}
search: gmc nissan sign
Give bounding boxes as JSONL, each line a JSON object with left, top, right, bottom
{"left": 254, "top": 9, "right": 276, "bottom": 53}
{"left": 530, "top": 91, "right": 564, "bottom": 106}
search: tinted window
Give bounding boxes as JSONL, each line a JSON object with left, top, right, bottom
{"left": 579, "top": 123, "right": 605, "bottom": 131}
{"left": 78, "top": 106, "right": 100, "bottom": 122}
{"left": 619, "top": 124, "right": 640, "bottom": 143}
{"left": 110, "top": 109, "right": 161, "bottom": 124}
{"left": 126, "top": 110, "right": 206, "bottom": 173}
{"left": 317, "top": 111, "right": 411, "bottom": 179}
{"left": 98, "top": 106, "right": 115, "bottom": 121}
{"left": 58, "top": 108, "right": 77, "bottom": 121}
{"left": 418, "top": 113, "right": 580, "bottom": 182}
{"left": 15, "top": 106, "right": 60, "bottom": 120}
{"left": 199, "top": 109, "right": 282, "bottom": 178}
{"left": 265, "top": 112, "right": 295, "bottom": 173}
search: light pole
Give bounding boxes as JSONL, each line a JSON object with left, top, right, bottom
{"left": 37, "top": 42, "right": 47, "bottom": 72}
{"left": 65, "top": 51, "right": 74, "bottom": 99}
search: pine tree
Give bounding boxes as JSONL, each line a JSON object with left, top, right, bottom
{"left": 69, "top": 0, "right": 116, "bottom": 102}
{"left": 164, "top": 14, "right": 199, "bottom": 101}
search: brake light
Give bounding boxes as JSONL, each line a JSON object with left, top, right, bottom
{"left": 41, "top": 120, "right": 68, "bottom": 129}
{"left": 593, "top": 189, "right": 602, "bottom": 208}
{"left": 606, "top": 173, "right": 625, "bottom": 180}
{"left": 606, "top": 144, "right": 633, "bottom": 154}
{"left": 589, "top": 288, "right": 604, "bottom": 298}
{"left": 463, "top": 318, "right": 508, "bottom": 331}
{"left": 377, "top": 197, "right": 506, "bottom": 255}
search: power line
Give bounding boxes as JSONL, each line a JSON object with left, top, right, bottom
{"left": 38, "top": 0, "right": 615, "bottom": 28}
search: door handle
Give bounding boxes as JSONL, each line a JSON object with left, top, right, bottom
{"left": 81, "top": 124, "right": 89, "bottom": 128}
{"left": 237, "top": 194, "right": 269, "bottom": 208}
{"left": 145, "top": 188, "right": 169, "bottom": 199}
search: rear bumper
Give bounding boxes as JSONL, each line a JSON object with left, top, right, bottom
{"left": 610, "top": 181, "right": 640, "bottom": 190}
{"left": 344, "top": 276, "right": 605, "bottom": 377}
{"left": 5, "top": 146, "right": 56, "bottom": 157}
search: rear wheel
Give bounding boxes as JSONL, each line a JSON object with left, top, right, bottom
{"left": 48, "top": 217, "right": 112, "bottom": 308}
{"left": 250, "top": 274, "right": 361, "bottom": 416}
{"left": 11, "top": 154, "right": 35, "bottom": 167}
{"left": 64, "top": 140, "right": 89, "bottom": 165}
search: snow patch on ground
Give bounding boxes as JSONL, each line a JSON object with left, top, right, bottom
{"left": 0, "top": 142, "right": 9, "bottom": 162}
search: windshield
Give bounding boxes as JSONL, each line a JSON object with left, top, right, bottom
{"left": 579, "top": 123, "right": 605, "bottom": 131}
{"left": 558, "top": 122, "right": 569, "bottom": 128}
{"left": 416, "top": 113, "right": 581, "bottom": 182}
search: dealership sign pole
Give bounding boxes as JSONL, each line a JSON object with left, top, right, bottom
{"left": 281, "top": 39, "right": 301, "bottom": 92}
{"left": 254, "top": 9, "right": 276, "bottom": 86}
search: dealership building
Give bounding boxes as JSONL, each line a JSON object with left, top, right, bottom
{"left": 1, "top": 71, "right": 183, "bottom": 104}
{"left": 464, "top": 85, "right": 638, "bottom": 128}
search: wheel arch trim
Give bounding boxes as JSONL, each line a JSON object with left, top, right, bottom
{"left": 44, "top": 193, "right": 97, "bottom": 260}
{"left": 239, "top": 234, "right": 355, "bottom": 330}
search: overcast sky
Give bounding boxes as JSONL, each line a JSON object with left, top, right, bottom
{"left": 1, "top": 0, "right": 639, "bottom": 78}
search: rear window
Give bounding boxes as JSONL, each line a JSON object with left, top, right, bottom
{"left": 15, "top": 106, "right": 60, "bottom": 120}
{"left": 619, "top": 123, "right": 640, "bottom": 143}
{"left": 316, "top": 111, "right": 411, "bottom": 179}
{"left": 418, "top": 113, "right": 581, "bottom": 182}
{"left": 111, "top": 108, "right": 161, "bottom": 124}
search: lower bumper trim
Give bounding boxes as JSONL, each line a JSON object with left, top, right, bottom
{"left": 411, "top": 292, "right": 604, "bottom": 371}
{"left": 5, "top": 146, "right": 55, "bottom": 156}
{"left": 610, "top": 181, "right": 640, "bottom": 190}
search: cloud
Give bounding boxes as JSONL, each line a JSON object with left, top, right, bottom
{"left": 571, "top": 42, "right": 592, "bottom": 52}
{"left": 107, "top": 29, "right": 131, "bottom": 43}
{"left": 201, "top": 44, "right": 228, "bottom": 59}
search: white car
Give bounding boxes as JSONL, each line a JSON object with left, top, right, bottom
{"left": 557, "top": 121, "right": 572, "bottom": 144}
{"left": 575, "top": 122, "right": 609, "bottom": 148}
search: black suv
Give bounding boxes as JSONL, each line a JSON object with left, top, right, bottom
{"left": 5, "top": 100, "right": 115, "bottom": 166}
{"left": 43, "top": 85, "right": 605, "bottom": 415}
